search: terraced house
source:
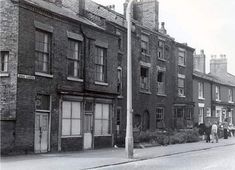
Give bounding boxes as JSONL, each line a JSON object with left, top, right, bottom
{"left": 193, "top": 51, "right": 235, "bottom": 126}
{"left": 1, "top": 0, "right": 195, "bottom": 155}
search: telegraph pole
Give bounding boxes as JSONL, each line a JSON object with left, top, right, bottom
{"left": 125, "top": 0, "right": 134, "bottom": 159}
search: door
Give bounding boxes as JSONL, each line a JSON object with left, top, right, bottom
{"left": 35, "top": 112, "right": 49, "bottom": 153}
{"left": 83, "top": 113, "right": 93, "bottom": 149}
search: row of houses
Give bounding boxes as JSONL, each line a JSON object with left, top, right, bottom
{"left": 0, "top": 0, "right": 234, "bottom": 155}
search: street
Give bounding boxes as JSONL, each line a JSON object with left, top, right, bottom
{"left": 97, "top": 145, "right": 235, "bottom": 170}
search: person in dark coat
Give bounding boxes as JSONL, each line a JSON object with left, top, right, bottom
{"left": 224, "top": 118, "right": 229, "bottom": 139}
{"left": 205, "top": 122, "right": 211, "bottom": 143}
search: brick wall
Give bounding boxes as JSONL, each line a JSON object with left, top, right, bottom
{"left": 0, "top": 0, "right": 18, "bottom": 120}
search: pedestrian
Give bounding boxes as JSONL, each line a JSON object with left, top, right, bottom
{"left": 223, "top": 118, "right": 229, "bottom": 139}
{"left": 205, "top": 122, "right": 211, "bottom": 143}
{"left": 211, "top": 121, "right": 218, "bottom": 143}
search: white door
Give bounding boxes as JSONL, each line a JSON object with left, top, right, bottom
{"left": 83, "top": 113, "right": 93, "bottom": 149}
{"left": 34, "top": 113, "right": 49, "bottom": 153}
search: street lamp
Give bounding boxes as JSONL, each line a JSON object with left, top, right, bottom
{"left": 125, "top": 0, "right": 134, "bottom": 159}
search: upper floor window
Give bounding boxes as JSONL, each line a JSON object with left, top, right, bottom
{"left": 67, "top": 39, "right": 83, "bottom": 79}
{"left": 117, "top": 67, "right": 122, "bottom": 96}
{"left": 35, "top": 30, "right": 51, "bottom": 74}
{"left": 158, "top": 40, "right": 165, "bottom": 60}
{"left": 0, "top": 51, "right": 9, "bottom": 72}
{"left": 157, "top": 70, "right": 165, "bottom": 95}
{"left": 95, "top": 47, "right": 107, "bottom": 82}
{"left": 178, "top": 78, "right": 185, "bottom": 97}
{"left": 198, "top": 82, "right": 204, "bottom": 99}
{"left": 228, "top": 89, "right": 233, "bottom": 102}
{"left": 141, "top": 34, "right": 149, "bottom": 54}
{"left": 140, "top": 66, "right": 150, "bottom": 92}
{"left": 178, "top": 48, "right": 186, "bottom": 66}
{"left": 215, "top": 86, "right": 220, "bottom": 101}
{"left": 116, "top": 29, "right": 123, "bottom": 51}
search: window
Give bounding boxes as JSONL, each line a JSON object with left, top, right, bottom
{"left": 116, "top": 107, "right": 121, "bottom": 126}
{"left": 228, "top": 89, "right": 233, "bottom": 102}
{"left": 178, "top": 48, "right": 185, "bottom": 66}
{"left": 67, "top": 39, "right": 83, "bottom": 79}
{"left": 117, "top": 67, "right": 122, "bottom": 96}
{"left": 116, "top": 29, "right": 122, "bottom": 50}
{"left": 199, "top": 107, "right": 204, "bottom": 124}
{"left": 178, "top": 66, "right": 185, "bottom": 75}
{"left": 0, "top": 51, "right": 9, "bottom": 72}
{"left": 141, "top": 34, "right": 149, "bottom": 54}
{"left": 95, "top": 47, "right": 107, "bottom": 82}
{"left": 215, "top": 86, "right": 220, "bottom": 101}
{"left": 156, "top": 107, "right": 164, "bottom": 121}
{"left": 157, "top": 71, "right": 165, "bottom": 95}
{"left": 35, "top": 94, "right": 50, "bottom": 111}
{"left": 185, "top": 108, "right": 192, "bottom": 120}
{"left": 178, "top": 78, "right": 185, "bottom": 96}
{"left": 140, "top": 66, "right": 150, "bottom": 91}
{"left": 158, "top": 41, "right": 164, "bottom": 60}
{"left": 35, "top": 30, "right": 51, "bottom": 74}
{"left": 198, "top": 82, "right": 204, "bottom": 99}
{"left": 62, "top": 101, "right": 81, "bottom": 136}
{"left": 95, "top": 103, "right": 110, "bottom": 135}
{"left": 175, "top": 108, "right": 184, "bottom": 118}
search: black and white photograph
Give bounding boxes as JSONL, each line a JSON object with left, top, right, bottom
{"left": 1, "top": 0, "right": 235, "bottom": 169}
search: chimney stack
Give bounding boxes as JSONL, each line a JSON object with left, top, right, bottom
{"left": 193, "top": 49, "right": 206, "bottom": 73}
{"left": 210, "top": 54, "right": 227, "bottom": 75}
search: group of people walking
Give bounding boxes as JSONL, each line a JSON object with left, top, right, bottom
{"left": 205, "top": 121, "right": 219, "bottom": 143}
{"left": 204, "top": 120, "right": 230, "bottom": 143}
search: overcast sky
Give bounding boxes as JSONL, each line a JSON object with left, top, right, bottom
{"left": 93, "top": 0, "right": 235, "bottom": 75}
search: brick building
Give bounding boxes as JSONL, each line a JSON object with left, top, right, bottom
{"left": 1, "top": 0, "right": 195, "bottom": 155}
{"left": 193, "top": 52, "right": 235, "bottom": 126}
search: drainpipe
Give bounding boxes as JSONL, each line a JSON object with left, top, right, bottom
{"left": 126, "top": 0, "right": 135, "bottom": 159}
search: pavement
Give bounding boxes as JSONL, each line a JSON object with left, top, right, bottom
{"left": 1, "top": 137, "right": 235, "bottom": 170}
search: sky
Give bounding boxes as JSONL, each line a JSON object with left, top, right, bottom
{"left": 93, "top": 0, "right": 235, "bottom": 75}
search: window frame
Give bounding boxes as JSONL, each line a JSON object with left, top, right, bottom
{"left": 215, "top": 86, "right": 220, "bottom": 101}
{"left": 157, "top": 70, "right": 166, "bottom": 95}
{"left": 61, "top": 101, "right": 81, "bottom": 137}
{"left": 67, "top": 38, "right": 83, "bottom": 79}
{"left": 94, "top": 103, "right": 111, "bottom": 136}
{"left": 157, "top": 40, "right": 165, "bottom": 60}
{"left": 140, "top": 65, "right": 150, "bottom": 92}
{"left": 228, "top": 88, "right": 233, "bottom": 102}
{"left": 178, "top": 48, "right": 186, "bottom": 66}
{"left": 117, "top": 66, "right": 123, "bottom": 96}
{"left": 178, "top": 78, "right": 185, "bottom": 97}
{"left": 141, "top": 34, "right": 149, "bottom": 54}
{"left": 0, "top": 51, "right": 9, "bottom": 72}
{"left": 198, "top": 82, "right": 204, "bottom": 99}
{"left": 95, "top": 46, "right": 107, "bottom": 83}
{"left": 35, "top": 29, "right": 52, "bottom": 74}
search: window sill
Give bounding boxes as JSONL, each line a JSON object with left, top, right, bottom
{"left": 95, "top": 81, "right": 108, "bottom": 86}
{"left": 157, "top": 93, "right": 167, "bottom": 97}
{"left": 0, "top": 72, "right": 9, "bottom": 77}
{"left": 198, "top": 97, "right": 205, "bottom": 100}
{"left": 61, "top": 135, "right": 82, "bottom": 138}
{"left": 228, "top": 101, "right": 234, "bottom": 104}
{"left": 140, "top": 90, "right": 151, "bottom": 95}
{"left": 178, "top": 95, "right": 186, "bottom": 98}
{"left": 141, "top": 52, "right": 150, "bottom": 57}
{"left": 158, "top": 58, "right": 167, "bottom": 62}
{"left": 215, "top": 99, "right": 221, "bottom": 102}
{"left": 117, "top": 96, "right": 124, "bottom": 99}
{"left": 67, "top": 77, "right": 84, "bottom": 82}
{"left": 35, "top": 72, "right": 53, "bottom": 78}
{"left": 94, "top": 134, "right": 112, "bottom": 137}
{"left": 178, "top": 64, "right": 186, "bottom": 67}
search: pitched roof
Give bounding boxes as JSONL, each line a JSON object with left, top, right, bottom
{"left": 22, "top": 0, "right": 104, "bottom": 30}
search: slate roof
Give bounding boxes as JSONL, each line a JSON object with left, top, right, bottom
{"left": 22, "top": 0, "right": 104, "bottom": 30}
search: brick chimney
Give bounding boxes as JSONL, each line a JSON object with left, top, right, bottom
{"left": 124, "top": 0, "right": 159, "bottom": 31}
{"left": 194, "top": 49, "right": 206, "bottom": 73}
{"left": 210, "top": 54, "right": 227, "bottom": 75}
{"left": 61, "top": 0, "right": 85, "bottom": 15}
